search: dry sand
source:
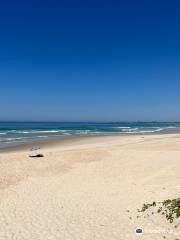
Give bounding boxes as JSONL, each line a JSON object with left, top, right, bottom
{"left": 0, "top": 134, "right": 180, "bottom": 240}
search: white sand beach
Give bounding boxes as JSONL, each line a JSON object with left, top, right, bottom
{"left": 0, "top": 134, "right": 180, "bottom": 239}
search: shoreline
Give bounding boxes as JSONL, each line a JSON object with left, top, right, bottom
{"left": 1, "top": 122, "right": 180, "bottom": 152}
{"left": 1, "top": 132, "right": 180, "bottom": 153}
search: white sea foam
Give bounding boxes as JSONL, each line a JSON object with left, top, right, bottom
{"left": 37, "top": 136, "right": 49, "bottom": 138}
{"left": 9, "top": 130, "right": 62, "bottom": 134}
{"left": 17, "top": 131, "right": 30, "bottom": 134}
{"left": 7, "top": 130, "right": 31, "bottom": 134}
{"left": 114, "top": 127, "right": 131, "bottom": 129}
{"left": 34, "top": 130, "right": 61, "bottom": 133}
{"left": 122, "top": 128, "right": 163, "bottom": 134}
{"left": 5, "top": 137, "right": 27, "bottom": 141}
{"left": 74, "top": 130, "right": 91, "bottom": 134}
{"left": 121, "top": 128, "right": 138, "bottom": 132}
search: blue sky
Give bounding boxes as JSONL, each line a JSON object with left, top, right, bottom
{"left": 0, "top": 0, "right": 180, "bottom": 121}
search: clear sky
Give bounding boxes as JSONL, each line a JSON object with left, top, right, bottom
{"left": 0, "top": 0, "right": 180, "bottom": 122}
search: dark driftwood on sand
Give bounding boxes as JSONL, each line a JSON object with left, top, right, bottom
{"left": 29, "top": 154, "right": 44, "bottom": 158}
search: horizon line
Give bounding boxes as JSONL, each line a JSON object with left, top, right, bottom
{"left": 0, "top": 121, "right": 180, "bottom": 123}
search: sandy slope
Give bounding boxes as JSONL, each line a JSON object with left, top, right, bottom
{"left": 0, "top": 134, "right": 180, "bottom": 240}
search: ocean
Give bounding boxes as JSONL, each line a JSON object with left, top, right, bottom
{"left": 0, "top": 122, "right": 180, "bottom": 148}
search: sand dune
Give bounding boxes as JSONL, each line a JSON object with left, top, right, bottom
{"left": 0, "top": 134, "right": 180, "bottom": 239}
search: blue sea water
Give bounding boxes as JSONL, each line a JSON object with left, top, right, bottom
{"left": 0, "top": 122, "right": 180, "bottom": 148}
